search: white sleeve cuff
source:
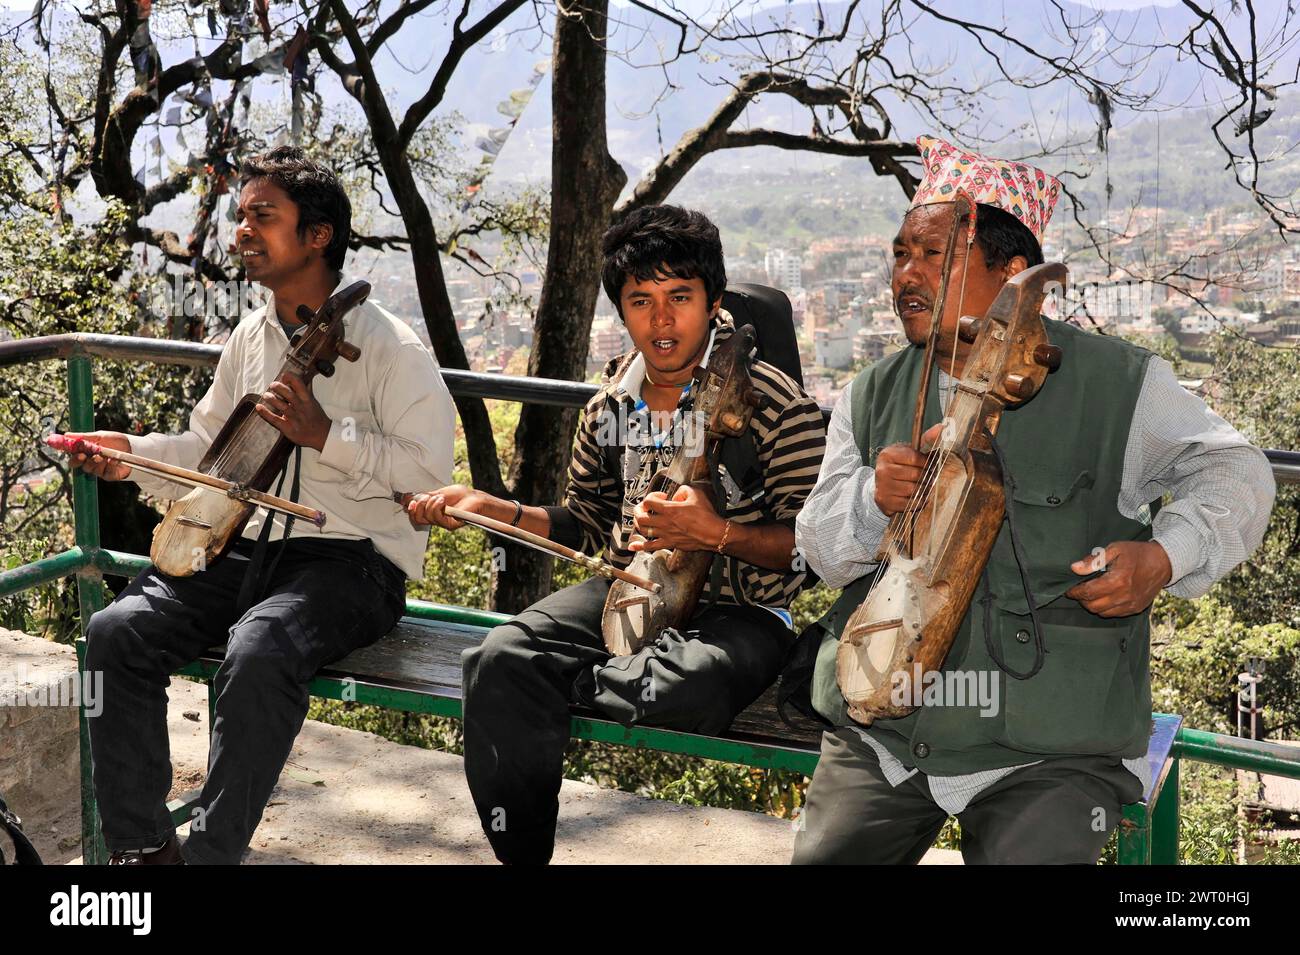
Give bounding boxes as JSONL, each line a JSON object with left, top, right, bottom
{"left": 126, "top": 432, "right": 159, "bottom": 461}
{"left": 860, "top": 472, "right": 890, "bottom": 536}
{"left": 1152, "top": 521, "right": 1203, "bottom": 591}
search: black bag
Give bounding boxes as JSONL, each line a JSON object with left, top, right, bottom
{"left": 775, "top": 621, "right": 835, "bottom": 729}
{"left": 720, "top": 283, "right": 803, "bottom": 387}
{"left": 0, "top": 792, "right": 43, "bottom": 865}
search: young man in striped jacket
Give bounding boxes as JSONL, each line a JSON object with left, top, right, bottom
{"left": 408, "top": 205, "right": 827, "bottom": 864}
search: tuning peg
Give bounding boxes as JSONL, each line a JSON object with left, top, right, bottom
{"left": 720, "top": 412, "right": 745, "bottom": 432}
{"left": 1033, "top": 343, "right": 1062, "bottom": 371}
{"left": 315, "top": 360, "right": 336, "bottom": 378}
{"left": 1003, "top": 373, "right": 1034, "bottom": 399}
{"left": 296, "top": 305, "right": 315, "bottom": 323}
{"left": 336, "top": 341, "right": 361, "bottom": 362}
{"left": 957, "top": 316, "right": 982, "bottom": 344}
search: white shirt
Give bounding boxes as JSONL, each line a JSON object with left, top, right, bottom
{"left": 129, "top": 283, "right": 455, "bottom": 578}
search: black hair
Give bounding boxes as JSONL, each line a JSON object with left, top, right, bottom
{"left": 601, "top": 205, "right": 727, "bottom": 316}
{"left": 974, "top": 202, "right": 1043, "bottom": 270}
{"left": 239, "top": 146, "right": 352, "bottom": 272}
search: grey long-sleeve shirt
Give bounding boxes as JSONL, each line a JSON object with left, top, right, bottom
{"left": 794, "top": 355, "right": 1275, "bottom": 811}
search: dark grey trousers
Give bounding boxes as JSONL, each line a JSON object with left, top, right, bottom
{"left": 462, "top": 575, "right": 794, "bottom": 865}
{"left": 791, "top": 726, "right": 1145, "bottom": 864}
{"left": 84, "top": 537, "right": 405, "bottom": 865}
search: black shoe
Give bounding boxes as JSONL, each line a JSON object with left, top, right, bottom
{"left": 108, "top": 835, "right": 185, "bottom": 865}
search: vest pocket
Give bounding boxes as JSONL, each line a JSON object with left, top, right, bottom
{"left": 994, "top": 613, "right": 1141, "bottom": 756}
{"left": 994, "top": 468, "right": 1096, "bottom": 612}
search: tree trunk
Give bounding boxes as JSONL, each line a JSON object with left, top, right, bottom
{"left": 491, "top": 0, "right": 627, "bottom": 613}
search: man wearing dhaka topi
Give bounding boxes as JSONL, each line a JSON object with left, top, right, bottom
{"left": 789, "top": 135, "right": 1274, "bottom": 865}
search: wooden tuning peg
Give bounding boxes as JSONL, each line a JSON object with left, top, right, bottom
{"left": 1033, "top": 343, "right": 1062, "bottom": 371}
{"left": 1003, "top": 373, "right": 1034, "bottom": 399}
{"left": 957, "top": 316, "right": 982, "bottom": 344}
{"left": 336, "top": 341, "right": 361, "bottom": 362}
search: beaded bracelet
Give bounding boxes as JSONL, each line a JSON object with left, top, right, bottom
{"left": 716, "top": 519, "right": 732, "bottom": 554}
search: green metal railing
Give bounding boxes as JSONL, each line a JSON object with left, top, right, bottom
{"left": 3, "top": 332, "right": 1299, "bottom": 866}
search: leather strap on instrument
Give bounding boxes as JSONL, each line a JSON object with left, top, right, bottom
{"left": 981, "top": 434, "right": 1046, "bottom": 680}
{"left": 699, "top": 439, "right": 753, "bottom": 615}
{"left": 235, "top": 446, "right": 303, "bottom": 616}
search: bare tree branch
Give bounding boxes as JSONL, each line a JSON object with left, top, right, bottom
{"left": 396, "top": 0, "right": 530, "bottom": 150}
{"left": 618, "top": 70, "right": 919, "bottom": 214}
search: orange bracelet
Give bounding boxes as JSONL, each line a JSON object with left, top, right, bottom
{"left": 716, "top": 520, "right": 732, "bottom": 554}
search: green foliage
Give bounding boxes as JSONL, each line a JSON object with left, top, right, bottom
{"left": 1144, "top": 592, "right": 1300, "bottom": 864}
{"left": 405, "top": 399, "right": 523, "bottom": 609}
{"left": 1177, "top": 763, "right": 1243, "bottom": 864}
{"left": 1122, "top": 330, "right": 1183, "bottom": 371}
{"left": 1151, "top": 593, "right": 1300, "bottom": 738}
{"left": 0, "top": 202, "right": 206, "bottom": 639}
{"left": 791, "top": 581, "right": 837, "bottom": 634}
{"left": 1205, "top": 333, "right": 1300, "bottom": 629}
{"left": 0, "top": 537, "right": 71, "bottom": 637}
{"left": 407, "top": 510, "right": 495, "bottom": 611}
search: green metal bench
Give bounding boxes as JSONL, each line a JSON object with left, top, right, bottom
{"left": 3, "top": 332, "right": 1300, "bottom": 866}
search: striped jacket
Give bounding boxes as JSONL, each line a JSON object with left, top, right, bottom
{"left": 544, "top": 311, "right": 827, "bottom": 610}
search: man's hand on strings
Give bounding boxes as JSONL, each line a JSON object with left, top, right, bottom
{"left": 629, "top": 485, "right": 722, "bottom": 553}
{"left": 62, "top": 431, "right": 132, "bottom": 482}
{"left": 874, "top": 422, "right": 944, "bottom": 516}
{"left": 404, "top": 485, "right": 493, "bottom": 531}
{"left": 255, "top": 374, "right": 331, "bottom": 451}
{"left": 1065, "top": 541, "right": 1173, "bottom": 618}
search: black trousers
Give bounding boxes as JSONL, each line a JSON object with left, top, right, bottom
{"left": 791, "top": 727, "right": 1145, "bottom": 864}
{"left": 462, "top": 576, "right": 794, "bottom": 864}
{"left": 84, "top": 537, "right": 405, "bottom": 865}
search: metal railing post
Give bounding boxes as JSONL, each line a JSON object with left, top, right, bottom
{"left": 1150, "top": 757, "right": 1181, "bottom": 864}
{"left": 67, "top": 353, "right": 107, "bottom": 864}
{"left": 67, "top": 353, "right": 104, "bottom": 618}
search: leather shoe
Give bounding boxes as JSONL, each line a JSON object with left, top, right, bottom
{"left": 108, "top": 834, "right": 185, "bottom": 865}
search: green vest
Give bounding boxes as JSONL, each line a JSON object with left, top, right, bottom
{"left": 809, "top": 318, "right": 1157, "bottom": 774}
